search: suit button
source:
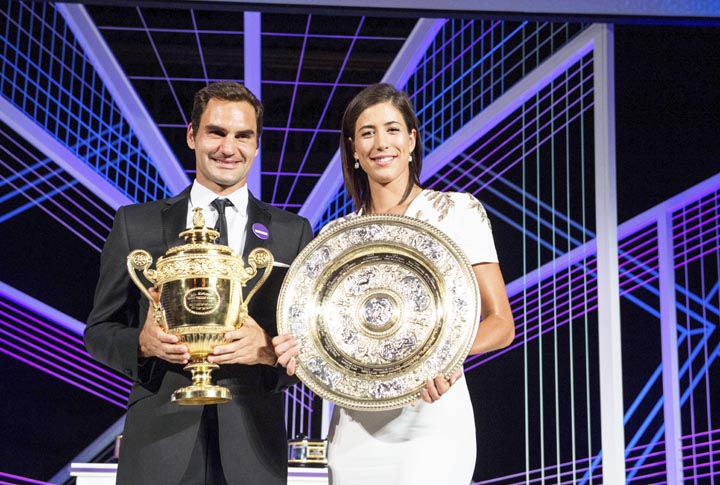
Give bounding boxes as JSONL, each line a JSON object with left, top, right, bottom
{"left": 124, "top": 368, "right": 133, "bottom": 376}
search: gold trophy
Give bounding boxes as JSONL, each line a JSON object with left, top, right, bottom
{"left": 127, "top": 208, "right": 273, "bottom": 405}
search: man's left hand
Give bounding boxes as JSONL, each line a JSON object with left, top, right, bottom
{"left": 207, "top": 316, "right": 276, "bottom": 366}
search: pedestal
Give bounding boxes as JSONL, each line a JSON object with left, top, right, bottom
{"left": 70, "top": 463, "right": 328, "bottom": 484}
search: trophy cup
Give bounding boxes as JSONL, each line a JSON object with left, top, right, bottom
{"left": 127, "top": 208, "right": 273, "bottom": 405}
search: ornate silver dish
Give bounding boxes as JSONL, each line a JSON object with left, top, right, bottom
{"left": 277, "top": 214, "right": 480, "bottom": 411}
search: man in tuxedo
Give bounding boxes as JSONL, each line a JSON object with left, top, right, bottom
{"left": 85, "top": 81, "right": 314, "bottom": 484}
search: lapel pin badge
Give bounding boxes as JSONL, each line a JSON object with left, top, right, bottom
{"left": 252, "top": 223, "right": 270, "bottom": 240}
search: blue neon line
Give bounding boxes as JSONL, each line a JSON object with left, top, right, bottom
{"left": 136, "top": 8, "right": 186, "bottom": 125}
{"left": 461, "top": 80, "right": 594, "bottom": 230}
{"left": 2, "top": 8, "right": 173, "bottom": 202}
{"left": 416, "top": 22, "right": 528, "bottom": 120}
{"left": 0, "top": 152, "right": 112, "bottom": 245}
{"left": 270, "top": 14, "right": 313, "bottom": 205}
{"left": 628, "top": 338, "right": 720, "bottom": 481}
{"left": 281, "top": 18, "right": 366, "bottom": 209}
{"left": 707, "top": 278, "right": 720, "bottom": 304}
{"left": 581, "top": 330, "right": 716, "bottom": 483}
{"left": 411, "top": 21, "right": 516, "bottom": 114}
{"left": 190, "top": 9, "right": 209, "bottom": 85}
{"left": 0, "top": 313, "right": 130, "bottom": 391}
{"left": 0, "top": 300, "right": 127, "bottom": 385}
{"left": 423, "top": 23, "right": 562, "bottom": 147}
{"left": 0, "top": 329, "right": 131, "bottom": 402}
{"left": 1, "top": 169, "right": 89, "bottom": 232}
{"left": 0, "top": 344, "right": 127, "bottom": 409}
{"left": 427, "top": 61, "right": 595, "bottom": 248}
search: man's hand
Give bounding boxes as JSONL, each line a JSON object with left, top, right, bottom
{"left": 207, "top": 316, "right": 276, "bottom": 366}
{"left": 138, "top": 288, "right": 190, "bottom": 364}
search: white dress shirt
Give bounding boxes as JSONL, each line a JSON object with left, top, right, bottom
{"left": 188, "top": 181, "right": 249, "bottom": 254}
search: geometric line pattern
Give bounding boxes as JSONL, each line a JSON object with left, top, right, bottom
{"left": 314, "top": 20, "right": 590, "bottom": 233}
{"left": 0, "top": 286, "right": 131, "bottom": 408}
{"left": 0, "top": 1, "right": 173, "bottom": 205}
{"left": 0, "top": 121, "right": 114, "bottom": 252}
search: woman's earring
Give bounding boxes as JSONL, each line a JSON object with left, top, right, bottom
{"left": 408, "top": 155, "right": 413, "bottom": 163}
{"left": 354, "top": 160, "right": 359, "bottom": 169}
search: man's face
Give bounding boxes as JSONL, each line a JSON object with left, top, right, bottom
{"left": 187, "top": 98, "right": 259, "bottom": 195}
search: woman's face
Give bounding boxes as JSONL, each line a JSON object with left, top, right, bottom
{"left": 352, "top": 102, "right": 416, "bottom": 190}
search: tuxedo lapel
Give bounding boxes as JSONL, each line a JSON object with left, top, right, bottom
{"left": 243, "top": 192, "right": 271, "bottom": 258}
{"left": 243, "top": 193, "right": 273, "bottom": 298}
{"left": 161, "top": 187, "right": 192, "bottom": 250}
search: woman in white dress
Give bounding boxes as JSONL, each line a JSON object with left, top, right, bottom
{"left": 274, "top": 83, "right": 515, "bottom": 485}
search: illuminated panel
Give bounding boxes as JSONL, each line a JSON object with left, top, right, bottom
{"left": 260, "top": 14, "right": 416, "bottom": 211}
{"left": 0, "top": 1, "right": 173, "bottom": 205}
{"left": 0, "top": 121, "right": 114, "bottom": 251}
{"left": 314, "top": 20, "right": 588, "bottom": 230}
{"left": 285, "top": 383, "right": 318, "bottom": 440}
{"left": 0, "top": 283, "right": 131, "bottom": 408}
{"left": 409, "top": 20, "right": 586, "bottom": 153}
{"left": 422, "top": 41, "right": 599, "bottom": 482}
{"left": 673, "top": 190, "right": 720, "bottom": 482}
{"left": 313, "top": 189, "right": 352, "bottom": 233}
{"left": 0, "top": 473, "right": 51, "bottom": 485}
{"left": 206, "top": 0, "right": 720, "bottom": 19}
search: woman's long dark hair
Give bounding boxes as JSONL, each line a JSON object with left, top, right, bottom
{"left": 340, "top": 83, "right": 423, "bottom": 212}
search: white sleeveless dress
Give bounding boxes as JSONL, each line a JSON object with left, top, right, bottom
{"left": 326, "top": 190, "right": 499, "bottom": 485}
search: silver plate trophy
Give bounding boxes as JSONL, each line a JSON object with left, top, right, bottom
{"left": 277, "top": 214, "right": 480, "bottom": 411}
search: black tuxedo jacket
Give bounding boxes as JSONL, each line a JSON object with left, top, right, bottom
{"left": 85, "top": 186, "right": 313, "bottom": 484}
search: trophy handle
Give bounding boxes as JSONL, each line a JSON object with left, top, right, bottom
{"left": 127, "top": 250, "right": 164, "bottom": 327}
{"left": 242, "top": 248, "right": 274, "bottom": 313}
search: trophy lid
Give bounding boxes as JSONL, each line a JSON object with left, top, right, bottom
{"left": 167, "top": 208, "right": 234, "bottom": 256}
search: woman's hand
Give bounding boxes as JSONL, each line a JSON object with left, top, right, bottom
{"left": 272, "top": 334, "right": 301, "bottom": 375}
{"left": 420, "top": 367, "right": 463, "bottom": 404}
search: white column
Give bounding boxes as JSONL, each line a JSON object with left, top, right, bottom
{"left": 658, "top": 210, "right": 684, "bottom": 483}
{"left": 57, "top": 3, "right": 190, "bottom": 194}
{"left": 244, "top": 11, "right": 262, "bottom": 198}
{"left": 593, "top": 23, "right": 627, "bottom": 483}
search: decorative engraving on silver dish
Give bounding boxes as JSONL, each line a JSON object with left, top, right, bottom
{"left": 277, "top": 214, "right": 480, "bottom": 411}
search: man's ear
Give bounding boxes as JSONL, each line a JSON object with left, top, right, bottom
{"left": 186, "top": 123, "right": 195, "bottom": 149}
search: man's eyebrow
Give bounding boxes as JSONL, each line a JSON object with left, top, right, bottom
{"left": 202, "top": 125, "right": 256, "bottom": 137}
{"left": 203, "top": 123, "right": 226, "bottom": 133}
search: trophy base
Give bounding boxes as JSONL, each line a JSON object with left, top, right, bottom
{"left": 171, "top": 384, "right": 232, "bottom": 405}
{"left": 288, "top": 436, "right": 328, "bottom": 468}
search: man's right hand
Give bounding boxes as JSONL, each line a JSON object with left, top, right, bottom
{"left": 138, "top": 288, "right": 190, "bottom": 364}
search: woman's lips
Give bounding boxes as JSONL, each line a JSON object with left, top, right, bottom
{"left": 372, "top": 155, "right": 395, "bottom": 166}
